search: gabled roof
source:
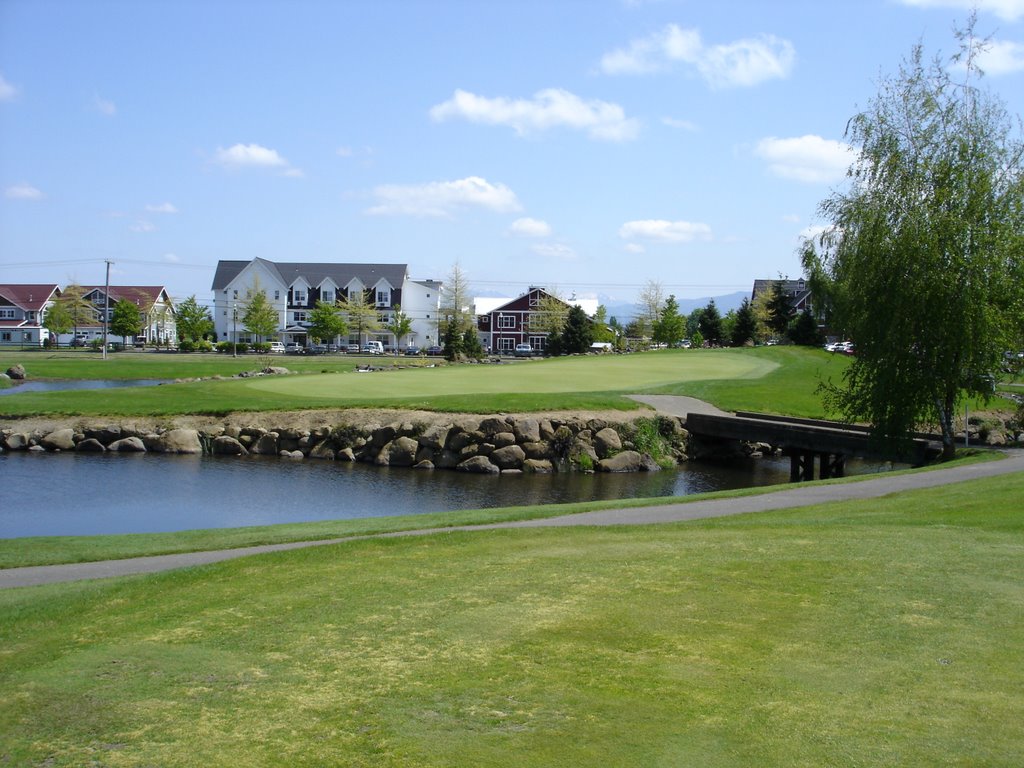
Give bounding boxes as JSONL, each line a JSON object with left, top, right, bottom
{"left": 79, "top": 286, "right": 171, "bottom": 307}
{"left": 0, "top": 284, "right": 61, "bottom": 311}
{"left": 211, "top": 259, "right": 408, "bottom": 292}
{"left": 479, "top": 288, "right": 599, "bottom": 318}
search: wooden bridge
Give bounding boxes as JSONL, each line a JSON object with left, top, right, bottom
{"left": 686, "top": 412, "right": 938, "bottom": 482}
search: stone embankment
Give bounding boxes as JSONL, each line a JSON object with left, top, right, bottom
{"left": 0, "top": 412, "right": 692, "bottom": 474}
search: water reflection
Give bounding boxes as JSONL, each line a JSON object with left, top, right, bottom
{"left": 1, "top": 450, "right": 817, "bottom": 538}
{"left": 0, "top": 378, "right": 169, "bottom": 396}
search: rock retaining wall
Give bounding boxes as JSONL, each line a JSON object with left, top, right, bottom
{"left": 0, "top": 414, "right": 692, "bottom": 474}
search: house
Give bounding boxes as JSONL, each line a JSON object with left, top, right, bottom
{"left": 475, "top": 287, "right": 599, "bottom": 354}
{"left": 0, "top": 284, "right": 61, "bottom": 348}
{"left": 750, "top": 278, "right": 813, "bottom": 313}
{"left": 211, "top": 258, "right": 442, "bottom": 349}
{"left": 56, "top": 286, "right": 177, "bottom": 345}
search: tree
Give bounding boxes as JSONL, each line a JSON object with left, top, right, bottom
{"left": 591, "top": 305, "right": 615, "bottom": 344}
{"left": 241, "top": 288, "right": 279, "bottom": 342}
{"left": 438, "top": 262, "right": 474, "bottom": 359}
{"left": 788, "top": 308, "right": 823, "bottom": 347}
{"left": 697, "top": 300, "right": 723, "bottom": 346}
{"left": 385, "top": 305, "right": 413, "bottom": 354}
{"left": 731, "top": 298, "right": 757, "bottom": 347}
{"left": 802, "top": 21, "right": 1024, "bottom": 459}
{"left": 637, "top": 280, "right": 665, "bottom": 338}
{"left": 765, "top": 280, "right": 795, "bottom": 339}
{"left": 308, "top": 300, "right": 348, "bottom": 346}
{"left": 338, "top": 289, "right": 380, "bottom": 347}
{"left": 110, "top": 299, "right": 141, "bottom": 345}
{"left": 652, "top": 295, "right": 685, "bottom": 346}
{"left": 175, "top": 295, "right": 214, "bottom": 342}
{"left": 59, "top": 282, "right": 97, "bottom": 339}
{"left": 560, "top": 304, "right": 594, "bottom": 354}
{"left": 43, "top": 301, "right": 71, "bottom": 347}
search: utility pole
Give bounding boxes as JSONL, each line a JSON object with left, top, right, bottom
{"left": 102, "top": 260, "right": 112, "bottom": 360}
{"left": 232, "top": 303, "right": 238, "bottom": 358}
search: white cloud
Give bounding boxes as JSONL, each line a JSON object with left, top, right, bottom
{"left": 755, "top": 135, "right": 854, "bottom": 184}
{"left": 624, "top": 243, "right": 646, "bottom": 254}
{"left": 619, "top": 219, "right": 712, "bottom": 242}
{"left": 130, "top": 220, "right": 155, "bottom": 233}
{"left": 214, "top": 143, "right": 303, "bottom": 177}
{"left": 531, "top": 243, "right": 577, "bottom": 260}
{"left": 661, "top": 116, "right": 698, "bottom": 131}
{"left": 430, "top": 88, "right": 640, "bottom": 141}
{"left": 145, "top": 202, "right": 178, "bottom": 214}
{"left": 0, "top": 74, "right": 18, "bottom": 101}
{"left": 93, "top": 94, "right": 116, "bottom": 116}
{"left": 974, "top": 40, "right": 1024, "bottom": 75}
{"left": 366, "top": 176, "right": 522, "bottom": 217}
{"left": 601, "top": 24, "right": 795, "bottom": 88}
{"left": 897, "top": 0, "right": 1024, "bottom": 22}
{"left": 163, "top": 253, "right": 181, "bottom": 263}
{"left": 5, "top": 183, "right": 42, "bottom": 200}
{"left": 509, "top": 217, "right": 552, "bottom": 238}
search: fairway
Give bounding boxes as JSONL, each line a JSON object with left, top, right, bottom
{"left": 245, "top": 349, "right": 778, "bottom": 400}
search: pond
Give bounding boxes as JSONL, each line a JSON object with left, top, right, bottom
{"left": 0, "top": 378, "right": 169, "bottom": 396}
{"left": 0, "top": 450, "right": 896, "bottom": 539}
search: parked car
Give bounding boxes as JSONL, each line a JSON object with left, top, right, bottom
{"left": 425, "top": 345, "right": 444, "bottom": 356}
{"left": 269, "top": 341, "right": 286, "bottom": 353}
{"left": 285, "top": 342, "right": 304, "bottom": 354}
{"left": 404, "top": 345, "right": 421, "bottom": 356}
{"left": 514, "top": 343, "right": 533, "bottom": 357}
{"left": 362, "top": 341, "right": 384, "bottom": 355}
{"left": 307, "top": 343, "right": 327, "bottom": 355}
{"left": 346, "top": 344, "right": 361, "bottom": 354}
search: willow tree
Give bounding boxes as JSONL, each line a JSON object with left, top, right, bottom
{"left": 802, "top": 20, "right": 1024, "bottom": 459}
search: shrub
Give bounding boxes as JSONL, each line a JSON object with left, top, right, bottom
{"left": 196, "top": 340, "right": 214, "bottom": 352}
{"left": 252, "top": 342, "right": 271, "bottom": 354}
{"left": 177, "top": 339, "right": 196, "bottom": 353}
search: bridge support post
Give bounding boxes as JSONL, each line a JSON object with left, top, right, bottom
{"left": 820, "top": 452, "right": 846, "bottom": 479}
{"left": 789, "top": 450, "right": 816, "bottom": 482}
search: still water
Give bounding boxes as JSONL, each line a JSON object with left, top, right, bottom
{"left": 0, "top": 378, "right": 169, "bottom": 396}
{"left": 0, "top": 451, "right": 893, "bottom": 539}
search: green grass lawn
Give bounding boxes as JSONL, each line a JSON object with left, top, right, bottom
{"left": 1, "top": 472, "right": 1021, "bottom": 766}
{"left": 1, "top": 347, "right": 835, "bottom": 418}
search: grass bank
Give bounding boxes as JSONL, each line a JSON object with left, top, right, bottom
{"left": 1, "top": 472, "right": 1021, "bottom": 766}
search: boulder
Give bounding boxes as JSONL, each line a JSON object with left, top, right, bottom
{"left": 5, "top": 364, "right": 26, "bottom": 380}
{"left": 456, "top": 455, "right": 500, "bottom": 474}
{"left": 478, "top": 416, "right": 510, "bottom": 436}
{"left": 512, "top": 417, "right": 541, "bottom": 444}
{"left": 594, "top": 427, "right": 622, "bottom": 458}
{"left": 413, "top": 459, "right": 435, "bottom": 470}
{"left": 639, "top": 454, "right": 662, "bottom": 472}
{"left": 598, "top": 450, "right": 642, "bottom": 473}
{"left": 523, "top": 458, "right": 554, "bottom": 473}
{"left": 279, "top": 449, "right": 304, "bottom": 460}
{"left": 251, "top": 433, "right": 279, "bottom": 455}
{"left": 74, "top": 438, "right": 106, "bottom": 453}
{"left": 308, "top": 441, "right": 337, "bottom": 460}
{"left": 386, "top": 436, "right": 419, "bottom": 467}
{"left": 108, "top": 436, "right": 146, "bottom": 453}
{"left": 492, "top": 431, "right": 517, "bottom": 448}
{"left": 522, "top": 441, "right": 553, "bottom": 460}
{"left": 490, "top": 444, "right": 526, "bottom": 470}
{"left": 41, "top": 429, "right": 76, "bottom": 451}
{"left": 337, "top": 447, "right": 356, "bottom": 462}
{"left": 212, "top": 435, "right": 248, "bottom": 455}
{"left": 3, "top": 432, "right": 29, "bottom": 451}
{"left": 84, "top": 426, "right": 122, "bottom": 444}
{"left": 147, "top": 428, "right": 203, "bottom": 454}
{"left": 417, "top": 424, "right": 450, "bottom": 451}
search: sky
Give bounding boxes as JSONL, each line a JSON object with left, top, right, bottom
{"left": 2, "top": 0, "right": 1023, "bottom": 313}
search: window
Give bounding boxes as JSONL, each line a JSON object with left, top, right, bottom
{"left": 0, "top": 309, "right": 15, "bottom": 319}
{"left": 233, "top": 289, "right": 238, "bottom": 299}
{"left": 376, "top": 289, "right": 390, "bottom": 306}
{"left": 274, "top": 290, "right": 280, "bottom": 301}
{"left": 530, "top": 336, "right": 547, "bottom": 351}
{"left": 293, "top": 289, "right": 307, "bottom": 305}
{"left": 1, "top": 332, "right": 10, "bottom": 341}
{"left": 498, "top": 337, "right": 515, "bottom": 351}
{"left": 322, "top": 289, "right": 334, "bottom": 304}
{"left": 498, "top": 314, "right": 516, "bottom": 329}
{"left": 293, "top": 312, "right": 307, "bottom": 323}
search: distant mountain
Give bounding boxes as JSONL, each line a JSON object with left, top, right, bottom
{"left": 598, "top": 290, "right": 749, "bottom": 322}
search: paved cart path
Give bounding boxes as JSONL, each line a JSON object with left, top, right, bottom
{"left": 3, "top": 447, "right": 1022, "bottom": 590}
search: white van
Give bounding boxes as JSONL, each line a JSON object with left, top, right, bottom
{"left": 362, "top": 341, "right": 384, "bottom": 355}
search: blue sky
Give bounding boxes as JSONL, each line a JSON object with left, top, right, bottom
{"left": 2, "top": 0, "right": 1023, "bottom": 311}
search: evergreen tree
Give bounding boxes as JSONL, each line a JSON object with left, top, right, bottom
{"left": 765, "top": 280, "right": 795, "bottom": 338}
{"left": 788, "top": 308, "right": 823, "bottom": 346}
{"left": 697, "top": 300, "right": 723, "bottom": 345}
{"left": 731, "top": 298, "right": 757, "bottom": 346}
{"left": 560, "top": 304, "right": 594, "bottom": 354}
{"left": 652, "top": 295, "right": 685, "bottom": 346}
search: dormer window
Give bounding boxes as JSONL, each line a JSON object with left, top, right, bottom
{"left": 322, "top": 289, "right": 335, "bottom": 304}
{"left": 293, "top": 289, "right": 307, "bottom": 305}
{"left": 376, "top": 288, "right": 390, "bottom": 307}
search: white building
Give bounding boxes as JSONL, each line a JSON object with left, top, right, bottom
{"left": 211, "top": 258, "right": 442, "bottom": 349}
{"left": 0, "top": 284, "right": 61, "bottom": 348}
